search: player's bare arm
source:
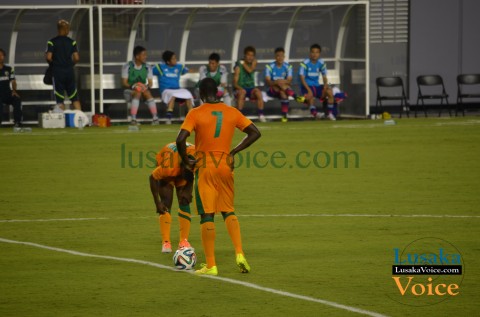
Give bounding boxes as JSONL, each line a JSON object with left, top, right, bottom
{"left": 233, "top": 66, "right": 243, "bottom": 91}
{"left": 229, "top": 124, "right": 261, "bottom": 169}
{"left": 276, "top": 77, "right": 292, "bottom": 90}
{"left": 177, "top": 164, "right": 194, "bottom": 205}
{"left": 300, "top": 75, "right": 313, "bottom": 97}
{"left": 72, "top": 51, "right": 80, "bottom": 64}
{"left": 149, "top": 175, "right": 172, "bottom": 214}
{"left": 11, "top": 79, "right": 19, "bottom": 97}
{"left": 322, "top": 75, "right": 329, "bottom": 91}
{"left": 176, "top": 130, "right": 196, "bottom": 172}
{"left": 46, "top": 52, "right": 53, "bottom": 63}
{"left": 121, "top": 77, "right": 130, "bottom": 89}
{"left": 242, "top": 59, "right": 256, "bottom": 73}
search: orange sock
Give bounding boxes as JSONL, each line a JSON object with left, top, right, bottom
{"left": 224, "top": 213, "right": 243, "bottom": 255}
{"left": 201, "top": 221, "right": 216, "bottom": 268}
{"left": 158, "top": 212, "right": 171, "bottom": 243}
{"left": 178, "top": 208, "right": 191, "bottom": 242}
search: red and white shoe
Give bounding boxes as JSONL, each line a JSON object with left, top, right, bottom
{"left": 178, "top": 239, "right": 191, "bottom": 250}
{"left": 162, "top": 241, "right": 172, "bottom": 253}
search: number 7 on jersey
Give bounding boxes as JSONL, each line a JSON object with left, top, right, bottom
{"left": 211, "top": 111, "right": 223, "bottom": 138}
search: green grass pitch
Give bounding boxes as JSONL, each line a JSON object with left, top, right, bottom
{"left": 0, "top": 117, "right": 479, "bottom": 316}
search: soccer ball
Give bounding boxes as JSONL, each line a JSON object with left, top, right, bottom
{"left": 173, "top": 247, "right": 197, "bottom": 270}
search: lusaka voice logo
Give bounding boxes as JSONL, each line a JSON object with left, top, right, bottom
{"left": 389, "top": 237, "right": 464, "bottom": 306}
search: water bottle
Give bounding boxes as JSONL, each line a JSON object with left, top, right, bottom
{"left": 78, "top": 116, "right": 84, "bottom": 130}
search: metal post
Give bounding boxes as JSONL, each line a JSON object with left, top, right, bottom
{"left": 98, "top": 6, "right": 104, "bottom": 114}
{"left": 284, "top": 7, "right": 302, "bottom": 60}
{"left": 231, "top": 8, "right": 250, "bottom": 66}
{"left": 179, "top": 9, "right": 198, "bottom": 64}
{"left": 89, "top": 7, "right": 95, "bottom": 114}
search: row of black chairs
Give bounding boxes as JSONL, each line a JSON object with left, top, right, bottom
{"left": 375, "top": 74, "right": 480, "bottom": 118}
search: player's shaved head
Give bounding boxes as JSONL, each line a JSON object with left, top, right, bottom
{"left": 57, "top": 19, "right": 70, "bottom": 36}
{"left": 57, "top": 19, "right": 70, "bottom": 31}
{"left": 199, "top": 78, "right": 218, "bottom": 103}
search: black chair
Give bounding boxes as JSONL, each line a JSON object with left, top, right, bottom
{"left": 456, "top": 74, "right": 480, "bottom": 116}
{"left": 375, "top": 77, "right": 409, "bottom": 118}
{"left": 415, "top": 75, "right": 450, "bottom": 117}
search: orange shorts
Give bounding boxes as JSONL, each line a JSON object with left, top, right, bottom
{"left": 194, "top": 159, "right": 234, "bottom": 214}
{"left": 164, "top": 176, "right": 187, "bottom": 188}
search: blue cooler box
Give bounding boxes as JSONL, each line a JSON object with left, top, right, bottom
{"left": 65, "top": 112, "right": 76, "bottom": 127}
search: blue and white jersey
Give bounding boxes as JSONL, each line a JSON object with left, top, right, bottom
{"left": 152, "top": 62, "right": 189, "bottom": 93}
{"left": 298, "top": 58, "right": 327, "bottom": 87}
{"left": 265, "top": 61, "right": 293, "bottom": 81}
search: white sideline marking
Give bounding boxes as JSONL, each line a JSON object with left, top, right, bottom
{"left": 0, "top": 237, "right": 388, "bottom": 317}
{"left": 241, "top": 214, "right": 480, "bottom": 219}
{"left": 0, "top": 217, "right": 110, "bottom": 223}
{"left": 1, "top": 213, "right": 479, "bottom": 223}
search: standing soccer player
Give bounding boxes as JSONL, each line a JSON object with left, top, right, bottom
{"left": 299, "top": 44, "right": 336, "bottom": 120}
{"left": 122, "top": 46, "right": 158, "bottom": 125}
{"left": 149, "top": 142, "right": 196, "bottom": 252}
{"left": 176, "top": 78, "right": 261, "bottom": 276}
{"left": 264, "top": 47, "right": 299, "bottom": 122}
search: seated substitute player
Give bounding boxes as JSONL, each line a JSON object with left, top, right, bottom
{"left": 176, "top": 77, "right": 262, "bottom": 276}
{"left": 121, "top": 46, "right": 159, "bottom": 125}
{"left": 264, "top": 47, "right": 301, "bottom": 123}
{"left": 233, "top": 46, "right": 266, "bottom": 122}
{"left": 197, "top": 53, "right": 231, "bottom": 106}
{"left": 153, "top": 50, "right": 194, "bottom": 125}
{"left": 299, "top": 44, "right": 336, "bottom": 120}
{"left": 149, "top": 141, "right": 196, "bottom": 253}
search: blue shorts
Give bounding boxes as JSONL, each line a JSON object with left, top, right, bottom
{"left": 300, "top": 85, "right": 324, "bottom": 99}
{"left": 235, "top": 87, "right": 257, "bottom": 100}
{"left": 266, "top": 87, "right": 281, "bottom": 98}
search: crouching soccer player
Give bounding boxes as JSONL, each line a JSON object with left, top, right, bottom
{"left": 149, "top": 142, "right": 196, "bottom": 252}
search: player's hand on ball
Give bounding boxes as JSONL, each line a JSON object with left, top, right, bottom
{"left": 132, "top": 82, "right": 147, "bottom": 93}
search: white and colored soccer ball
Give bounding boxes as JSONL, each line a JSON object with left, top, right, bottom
{"left": 173, "top": 247, "right": 197, "bottom": 270}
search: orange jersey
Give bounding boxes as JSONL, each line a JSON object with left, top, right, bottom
{"left": 151, "top": 142, "right": 195, "bottom": 180}
{"left": 180, "top": 102, "right": 252, "bottom": 158}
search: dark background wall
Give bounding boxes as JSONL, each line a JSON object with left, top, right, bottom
{"left": 409, "top": 0, "right": 480, "bottom": 104}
